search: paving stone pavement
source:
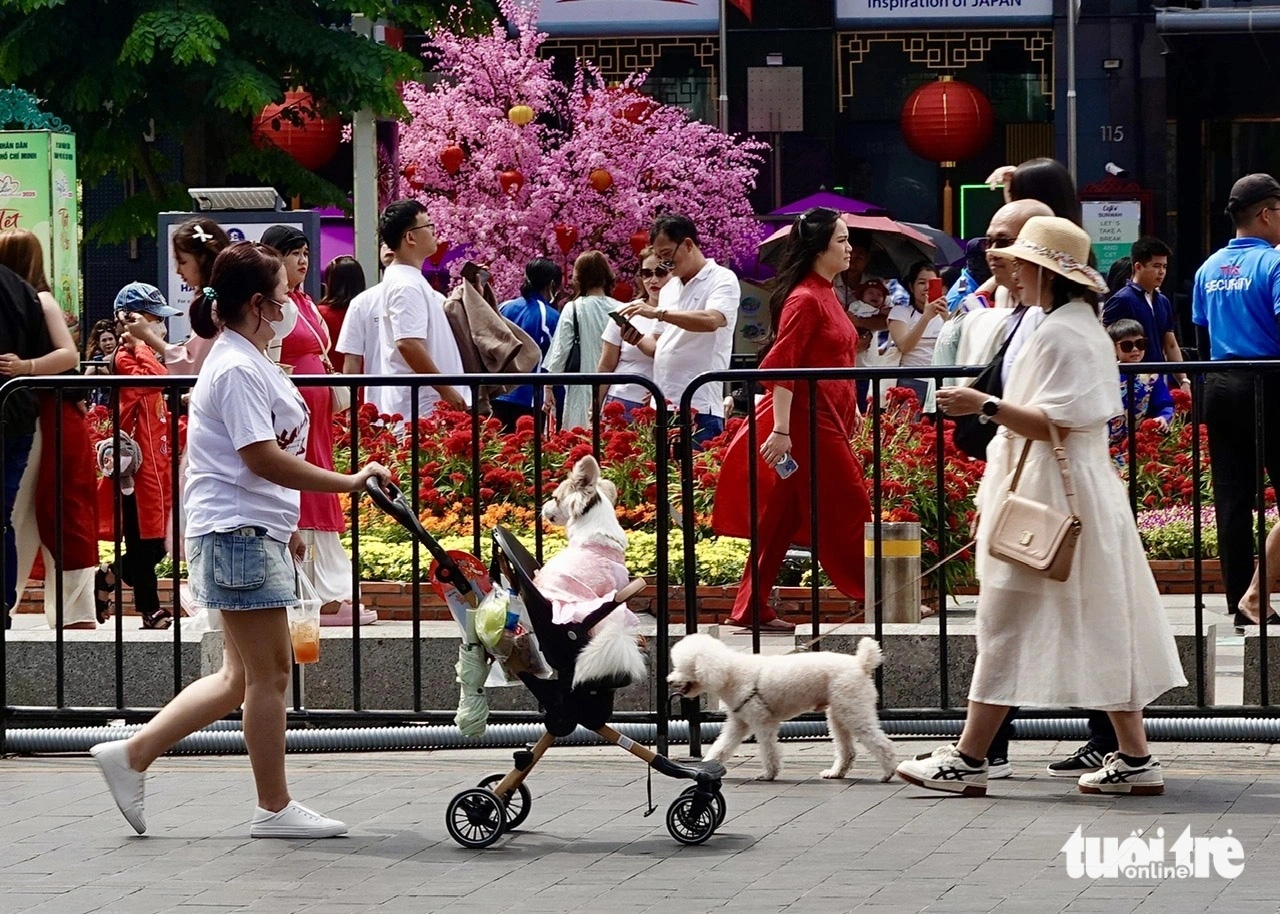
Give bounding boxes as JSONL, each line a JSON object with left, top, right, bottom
{"left": 3, "top": 738, "right": 1279, "bottom": 914}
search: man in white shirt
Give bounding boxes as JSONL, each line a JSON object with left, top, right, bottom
{"left": 374, "top": 200, "right": 468, "bottom": 420}
{"left": 337, "top": 243, "right": 394, "bottom": 414}
{"left": 620, "top": 214, "right": 738, "bottom": 448}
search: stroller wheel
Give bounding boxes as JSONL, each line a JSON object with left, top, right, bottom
{"left": 446, "top": 788, "right": 507, "bottom": 849}
{"left": 666, "top": 793, "right": 718, "bottom": 846}
{"left": 479, "top": 773, "right": 532, "bottom": 830}
{"left": 679, "top": 785, "right": 726, "bottom": 829}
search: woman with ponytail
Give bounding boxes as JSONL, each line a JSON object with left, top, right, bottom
{"left": 711, "top": 207, "right": 872, "bottom": 631}
{"left": 91, "top": 241, "right": 391, "bottom": 839}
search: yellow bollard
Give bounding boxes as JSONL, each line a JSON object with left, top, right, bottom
{"left": 864, "top": 522, "right": 921, "bottom": 624}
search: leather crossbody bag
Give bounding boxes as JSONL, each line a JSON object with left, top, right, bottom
{"left": 987, "top": 423, "right": 1081, "bottom": 581}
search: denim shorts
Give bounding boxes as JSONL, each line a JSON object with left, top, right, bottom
{"left": 186, "top": 529, "right": 299, "bottom": 611}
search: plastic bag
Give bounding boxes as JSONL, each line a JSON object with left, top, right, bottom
{"left": 474, "top": 588, "right": 512, "bottom": 653}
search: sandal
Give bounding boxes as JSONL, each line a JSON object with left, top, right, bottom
{"left": 140, "top": 607, "right": 173, "bottom": 630}
{"left": 722, "top": 617, "right": 796, "bottom": 632}
{"left": 94, "top": 563, "right": 116, "bottom": 624}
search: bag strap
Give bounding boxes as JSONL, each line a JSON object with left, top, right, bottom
{"left": 1006, "top": 423, "right": 1079, "bottom": 517}
{"left": 297, "top": 299, "right": 336, "bottom": 373}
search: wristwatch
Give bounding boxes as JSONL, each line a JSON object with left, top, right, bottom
{"left": 977, "top": 396, "right": 1002, "bottom": 425}
{"left": 657, "top": 308, "right": 667, "bottom": 321}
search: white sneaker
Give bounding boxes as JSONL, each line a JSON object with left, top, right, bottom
{"left": 90, "top": 741, "right": 146, "bottom": 834}
{"left": 896, "top": 744, "right": 988, "bottom": 797}
{"left": 1077, "top": 753, "right": 1164, "bottom": 796}
{"left": 987, "top": 756, "right": 1013, "bottom": 779}
{"left": 250, "top": 801, "right": 348, "bottom": 838}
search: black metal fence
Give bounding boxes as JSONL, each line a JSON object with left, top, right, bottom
{"left": 2, "top": 359, "right": 1279, "bottom": 754}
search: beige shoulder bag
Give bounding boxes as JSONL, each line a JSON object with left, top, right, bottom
{"left": 987, "top": 424, "right": 1081, "bottom": 581}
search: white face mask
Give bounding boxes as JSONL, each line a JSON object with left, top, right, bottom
{"left": 266, "top": 294, "right": 298, "bottom": 340}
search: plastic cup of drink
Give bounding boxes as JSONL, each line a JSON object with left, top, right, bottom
{"left": 288, "top": 599, "right": 321, "bottom": 665}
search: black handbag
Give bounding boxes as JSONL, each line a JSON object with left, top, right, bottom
{"left": 952, "top": 309, "right": 1026, "bottom": 461}
{"left": 564, "top": 306, "right": 582, "bottom": 373}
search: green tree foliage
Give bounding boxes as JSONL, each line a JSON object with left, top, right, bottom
{"left": 0, "top": 0, "right": 492, "bottom": 242}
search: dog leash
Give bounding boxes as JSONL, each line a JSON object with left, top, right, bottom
{"left": 788, "top": 537, "right": 978, "bottom": 654}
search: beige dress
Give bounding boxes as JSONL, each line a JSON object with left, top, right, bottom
{"left": 969, "top": 300, "right": 1187, "bottom": 711}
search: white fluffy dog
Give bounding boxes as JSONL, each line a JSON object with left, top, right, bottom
{"left": 668, "top": 634, "right": 897, "bottom": 781}
{"left": 537, "top": 455, "right": 646, "bottom": 688}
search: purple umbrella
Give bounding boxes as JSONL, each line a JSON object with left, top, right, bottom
{"left": 767, "top": 191, "right": 888, "bottom": 220}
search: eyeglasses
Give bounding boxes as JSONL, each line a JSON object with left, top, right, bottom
{"left": 408, "top": 222, "right": 435, "bottom": 233}
{"left": 1117, "top": 339, "right": 1148, "bottom": 354}
{"left": 639, "top": 266, "right": 671, "bottom": 280}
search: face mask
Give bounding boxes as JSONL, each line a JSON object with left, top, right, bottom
{"left": 265, "top": 294, "right": 298, "bottom": 340}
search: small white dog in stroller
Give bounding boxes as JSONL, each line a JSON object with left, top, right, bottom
{"left": 669, "top": 634, "right": 898, "bottom": 782}
{"left": 536, "top": 454, "right": 647, "bottom": 689}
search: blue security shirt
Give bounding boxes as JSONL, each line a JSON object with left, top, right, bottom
{"left": 1103, "top": 281, "right": 1175, "bottom": 363}
{"left": 1192, "top": 237, "right": 1280, "bottom": 360}
{"left": 495, "top": 295, "right": 559, "bottom": 407}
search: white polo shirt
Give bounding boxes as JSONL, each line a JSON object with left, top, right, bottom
{"left": 335, "top": 285, "right": 389, "bottom": 414}
{"left": 653, "top": 259, "right": 739, "bottom": 419}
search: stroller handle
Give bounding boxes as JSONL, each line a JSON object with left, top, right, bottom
{"left": 363, "top": 477, "right": 473, "bottom": 597}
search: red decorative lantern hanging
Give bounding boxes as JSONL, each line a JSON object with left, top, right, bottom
{"left": 899, "top": 77, "right": 993, "bottom": 234}
{"left": 251, "top": 90, "right": 342, "bottom": 172}
{"left": 554, "top": 224, "right": 579, "bottom": 255}
{"left": 589, "top": 168, "right": 613, "bottom": 192}
{"left": 499, "top": 168, "right": 525, "bottom": 196}
{"left": 899, "top": 77, "right": 993, "bottom": 166}
{"left": 629, "top": 229, "right": 650, "bottom": 257}
{"left": 612, "top": 279, "right": 635, "bottom": 303}
{"left": 439, "top": 144, "right": 465, "bottom": 176}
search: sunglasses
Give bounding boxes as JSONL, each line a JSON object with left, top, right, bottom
{"left": 1117, "top": 339, "right": 1148, "bottom": 354}
{"left": 985, "top": 235, "right": 1015, "bottom": 249}
{"left": 639, "top": 266, "right": 671, "bottom": 280}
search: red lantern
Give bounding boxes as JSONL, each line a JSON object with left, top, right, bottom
{"left": 554, "top": 224, "right": 579, "bottom": 255}
{"left": 439, "top": 144, "right": 464, "bottom": 176}
{"left": 429, "top": 240, "right": 449, "bottom": 267}
{"left": 899, "top": 78, "right": 993, "bottom": 165}
{"left": 589, "top": 168, "right": 613, "bottom": 192}
{"left": 620, "top": 94, "right": 656, "bottom": 124}
{"left": 613, "top": 280, "right": 635, "bottom": 303}
{"left": 499, "top": 168, "right": 525, "bottom": 196}
{"left": 402, "top": 163, "right": 426, "bottom": 191}
{"left": 251, "top": 90, "right": 342, "bottom": 171}
{"left": 629, "top": 229, "right": 649, "bottom": 257}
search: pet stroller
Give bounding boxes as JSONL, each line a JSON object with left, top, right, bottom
{"left": 365, "top": 480, "right": 728, "bottom": 848}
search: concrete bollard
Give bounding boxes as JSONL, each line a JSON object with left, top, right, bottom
{"left": 864, "top": 521, "right": 921, "bottom": 624}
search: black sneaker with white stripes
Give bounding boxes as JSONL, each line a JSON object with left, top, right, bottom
{"left": 1046, "top": 744, "right": 1109, "bottom": 778}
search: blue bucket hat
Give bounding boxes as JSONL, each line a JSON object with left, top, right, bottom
{"left": 114, "top": 282, "right": 180, "bottom": 318}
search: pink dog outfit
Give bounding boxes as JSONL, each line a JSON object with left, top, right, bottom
{"left": 534, "top": 541, "right": 640, "bottom": 629}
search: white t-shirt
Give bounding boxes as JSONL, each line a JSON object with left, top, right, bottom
{"left": 887, "top": 303, "right": 944, "bottom": 369}
{"left": 336, "top": 285, "right": 389, "bottom": 415}
{"left": 652, "top": 260, "right": 739, "bottom": 419}
{"left": 602, "top": 313, "right": 657, "bottom": 403}
{"left": 184, "top": 330, "right": 310, "bottom": 543}
{"left": 378, "top": 263, "right": 470, "bottom": 420}
{"left": 1001, "top": 304, "right": 1047, "bottom": 385}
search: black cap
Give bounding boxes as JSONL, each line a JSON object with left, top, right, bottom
{"left": 1225, "top": 173, "right": 1280, "bottom": 215}
{"left": 260, "top": 224, "right": 308, "bottom": 255}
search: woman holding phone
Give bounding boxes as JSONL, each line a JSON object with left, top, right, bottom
{"left": 712, "top": 207, "right": 871, "bottom": 632}
{"left": 888, "top": 261, "right": 948, "bottom": 407}
{"left": 597, "top": 248, "right": 666, "bottom": 420}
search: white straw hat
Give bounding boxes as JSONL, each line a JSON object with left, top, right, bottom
{"left": 987, "top": 215, "right": 1107, "bottom": 293}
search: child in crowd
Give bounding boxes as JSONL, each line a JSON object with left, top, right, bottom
{"left": 1107, "top": 318, "right": 1174, "bottom": 451}
{"left": 95, "top": 283, "right": 175, "bottom": 628}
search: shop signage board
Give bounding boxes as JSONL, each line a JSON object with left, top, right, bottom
{"left": 536, "top": 0, "right": 719, "bottom": 35}
{"left": 0, "top": 130, "right": 80, "bottom": 315}
{"left": 835, "top": 0, "right": 1053, "bottom": 25}
{"left": 157, "top": 211, "right": 320, "bottom": 342}
{"left": 1081, "top": 200, "right": 1141, "bottom": 275}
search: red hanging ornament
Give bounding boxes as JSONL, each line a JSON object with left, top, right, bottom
{"left": 251, "top": 89, "right": 342, "bottom": 171}
{"left": 629, "top": 229, "right": 650, "bottom": 257}
{"left": 899, "top": 78, "right": 994, "bottom": 165}
{"left": 554, "top": 224, "right": 579, "bottom": 256}
{"left": 402, "top": 162, "right": 426, "bottom": 191}
{"left": 499, "top": 168, "right": 525, "bottom": 196}
{"left": 429, "top": 240, "right": 449, "bottom": 267}
{"left": 589, "top": 168, "right": 613, "bottom": 193}
{"left": 612, "top": 279, "right": 634, "bottom": 303}
{"left": 439, "top": 144, "right": 465, "bottom": 176}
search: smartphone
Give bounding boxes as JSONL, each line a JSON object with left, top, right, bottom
{"left": 927, "top": 277, "right": 943, "bottom": 303}
{"left": 608, "top": 310, "right": 639, "bottom": 336}
{"left": 775, "top": 453, "right": 799, "bottom": 479}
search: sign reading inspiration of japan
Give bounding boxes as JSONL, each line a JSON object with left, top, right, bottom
{"left": 835, "top": 0, "right": 1053, "bottom": 23}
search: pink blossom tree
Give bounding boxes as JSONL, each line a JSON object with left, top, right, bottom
{"left": 396, "top": 0, "right": 765, "bottom": 296}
